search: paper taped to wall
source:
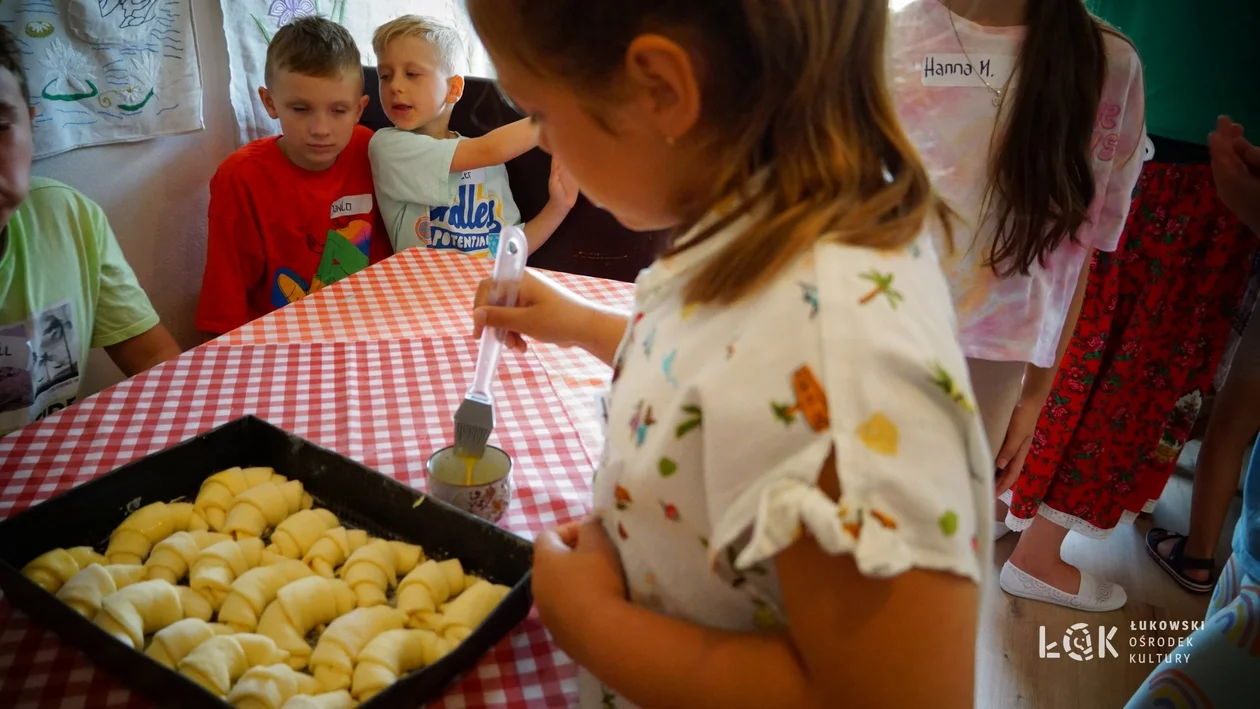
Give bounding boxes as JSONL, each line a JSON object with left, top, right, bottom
{"left": 0, "top": 0, "right": 204, "bottom": 159}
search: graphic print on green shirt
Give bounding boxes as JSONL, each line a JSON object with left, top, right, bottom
{"left": 0, "top": 301, "right": 81, "bottom": 427}
{"left": 0, "top": 178, "right": 158, "bottom": 436}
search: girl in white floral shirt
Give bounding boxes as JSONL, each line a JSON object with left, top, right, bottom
{"left": 466, "top": 1, "right": 992, "bottom": 706}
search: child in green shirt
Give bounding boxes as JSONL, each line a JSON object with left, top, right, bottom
{"left": 0, "top": 27, "right": 179, "bottom": 437}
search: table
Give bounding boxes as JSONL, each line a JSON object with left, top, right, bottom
{"left": 0, "top": 248, "right": 637, "bottom": 708}
{"left": 215, "top": 248, "right": 634, "bottom": 462}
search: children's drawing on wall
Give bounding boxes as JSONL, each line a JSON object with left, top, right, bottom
{"left": 0, "top": 0, "right": 204, "bottom": 159}
{"left": 221, "top": 0, "right": 488, "bottom": 145}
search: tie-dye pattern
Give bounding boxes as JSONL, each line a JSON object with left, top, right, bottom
{"left": 890, "top": 0, "right": 1146, "bottom": 367}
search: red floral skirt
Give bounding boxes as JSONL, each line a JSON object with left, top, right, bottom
{"left": 1007, "top": 162, "right": 1258, "bottom": 537}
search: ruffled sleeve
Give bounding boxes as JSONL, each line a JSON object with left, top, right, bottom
{"left": 700, "top": 239, "right": 993, "bottom": 583}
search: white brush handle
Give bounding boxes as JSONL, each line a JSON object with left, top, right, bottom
{"left": 467, "top": 226, "right": 528, "bottom": 401}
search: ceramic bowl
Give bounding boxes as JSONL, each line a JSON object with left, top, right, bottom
{"left": 426, "top": 445, "right": 513, "bottom": 523}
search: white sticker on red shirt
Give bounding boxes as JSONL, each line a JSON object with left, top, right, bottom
{"left": 329, "top": 193, "right": 373, "bottom": 219}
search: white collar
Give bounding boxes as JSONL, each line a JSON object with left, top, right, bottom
{"left": 633, "top": 205, "right": 757, "bottom": 308}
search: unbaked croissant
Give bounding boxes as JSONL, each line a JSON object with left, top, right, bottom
{"left": 225, "top": 663, "right": 323, "bottom": 709}
{"left": 280, "top": 691, "right": 357, "bottom": 709}
{"left": 190, "top": 537, "right": 284, "bottom": 608}
{"left": 351, "top": 629, "right": 453, "bottom": 702}
{"left": 219, "top": 560, "right": 313, "bottom": 632}
{"left": 301, "top": 527, "right": 370, "bottom": 578}
{"left": 94, "top": 579, "right": 212, "bottom": 649}
{"left": 56, "top": 563, "right": 147, "bottom": 617}
{"left": 267, "top": 509, "right": 339, "bottom": 559}
{"left": 196, "top": 466, "right": 286, "bottom": 531}
{"left": 396, "top": 560, "right": 466, "bottom": 625}
{"left": 145, "top": 531, "right": 231, "bottom": 584}
{"left": 223, "top": 481, "right": 313, "bottom": 539}
{"left": 178, "top": 633, "right": 290, "bottom": 697}
{"left": 145, "top": 618, "right": 232, "bottom": 668}
{"left": 338, "top": 540, "right": 423, "bottom": 608}
{"left": 106, "top": 502, "right": 210, "bottom": 565}
{"left": 388, "top": 541, "right": 425, "bottom": 576}
{"left": 309, "top": 606, "right": 407, "bottom": 692}
{"left": 22, "top": 547, "right": 106, "bottom": 593}
{"left": 424, "top": 580, "right": 510, "bottom": 642}
{"left": 256, "top": 576, "right": 357, "bottom": 669}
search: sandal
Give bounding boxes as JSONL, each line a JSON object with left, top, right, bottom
{"left": 1145, "top": 528, "right": 1216, "bottom": 594}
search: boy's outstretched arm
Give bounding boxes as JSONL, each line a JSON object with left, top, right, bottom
{"left": 522, "top": 161, "right": 579, "bottom": 254}
{"left": 451, "top": 118, "right": 537, "bottom": 174}
{"left": 106, "top": 324, "right": 181, "bottom": 377}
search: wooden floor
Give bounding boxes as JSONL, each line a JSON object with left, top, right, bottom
{"left": 979, "top": 467, "right": 1244, "bottom": 709}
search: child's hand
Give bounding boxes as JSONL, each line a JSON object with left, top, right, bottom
{"left": 532, "top": 517, "right": 626, "bottom": 644}
{"left": 1210, "top": 115, "right": 1260, "bottom": 234}
{"left": 994, "top": 398, "right": 1040, "bottom": 495}
{"left": 472, "top": 269, "right": 593, "bottom": 351}
{"left": 549, "top": 160, "right": 580, "bottom": 210}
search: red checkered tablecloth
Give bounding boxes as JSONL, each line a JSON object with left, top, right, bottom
{"left": 0, "top": 338, "right": 597, "bottom": 708}
{"left": 215, "top": 248, "right": 635, "bottom": 461}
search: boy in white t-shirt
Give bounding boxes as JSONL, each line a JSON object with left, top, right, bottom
{"left": 368, "top": 15, "right": 577, "bottom": 257}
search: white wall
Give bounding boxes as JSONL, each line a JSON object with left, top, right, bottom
{"left": 34, "top": 1, "right": 238, "bottom": 395}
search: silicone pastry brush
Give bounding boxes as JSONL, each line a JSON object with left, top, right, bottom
{"left": 452, "top": 226, "right": 528, "bottom": 460}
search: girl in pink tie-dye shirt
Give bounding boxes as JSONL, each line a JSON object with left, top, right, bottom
{"left": 892, "top": 0, "right": 1145, "bottom": 610}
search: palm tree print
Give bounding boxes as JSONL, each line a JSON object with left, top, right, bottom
{"left": 36, "top": 351, "right": 55, "bottom": 383}
{"left": 858, "top": 270, "right": 903, "bottom": 308}
{"left": 928, "top": 361, "right": 975, "bottom": 413}
{"left": 42, "top": 313, "right": 78, "bottom": 377}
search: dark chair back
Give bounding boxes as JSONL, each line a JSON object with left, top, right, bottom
{"left": 362, "top": 67, "right": 666, "bottom": 282}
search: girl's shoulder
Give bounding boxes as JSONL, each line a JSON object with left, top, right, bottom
{"left": 692, "top": 231, "right": 990, "bottom": 583}
{"left": 749, "top": 232, "right": 962, "bottom": 353}
{"left": 1100, "top": 27, "right": 1142, "bottom": 81}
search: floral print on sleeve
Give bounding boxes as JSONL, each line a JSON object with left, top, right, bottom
{"left": 581, "top": 227, "right": 990, "bottom": 709}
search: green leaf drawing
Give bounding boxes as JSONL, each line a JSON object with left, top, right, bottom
{"left": 252, "top": 15, "right": 273, "bottom": 43}
{"left": 675, "top": 405, "right": 702, "bottom": 438}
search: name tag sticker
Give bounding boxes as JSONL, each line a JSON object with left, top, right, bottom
{"left": 920, "top": 53, "right": 1016, "bottom": 88}
{"left": 458, "top": 168, "right": 487, "bottom": 185}
{"left": 330, "top": 194, "right": 373, "bottom": 219}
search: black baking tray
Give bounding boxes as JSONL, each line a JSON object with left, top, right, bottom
{"left": 0, "top": 415, "right": 534, "bottom": 708}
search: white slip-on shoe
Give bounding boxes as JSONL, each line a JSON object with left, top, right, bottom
{"left": 993, "top": 520, "right": 1011, "bottom": 541}
{"left": 999, "top": 561, "right": 1127, "bottom": 612}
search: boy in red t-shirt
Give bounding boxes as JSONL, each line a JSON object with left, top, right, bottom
{"left": 196, "top": 17, "right": 392, "bottom": 337}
